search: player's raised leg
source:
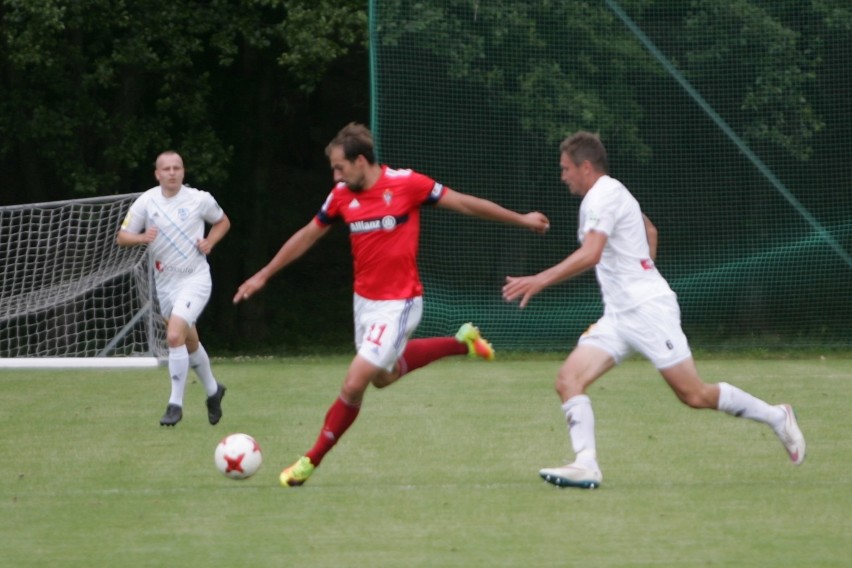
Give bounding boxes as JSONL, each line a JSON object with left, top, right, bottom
{"left": 385, "top": 322, "right": 492, "bottom": 383}
{"left": 662, "top": 359, "right": 807, "bottom": 465}
{"left": 717, "top": 380, "right": 806, "bottom": 464}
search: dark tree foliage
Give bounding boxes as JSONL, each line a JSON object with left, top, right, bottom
{"left": 0, "top": 0, "right": 368, "bottom": 351}
{"left": 2, "top": 0, "right": 849, "bottom": 351}
{"left": 0, "top": 0, "right": 365, "bottom": 201}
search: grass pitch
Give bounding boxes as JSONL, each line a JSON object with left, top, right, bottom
{"left": 1, "top": 355, "right": 850, "bottom": 567}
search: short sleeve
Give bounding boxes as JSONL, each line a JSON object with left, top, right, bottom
{"left": 581, "top": 190, "right": 615, "bottom": 237}
{"left": 199, "top": 191, "right": 225, "bottom": 224}
{"left": 316, "top": 189, "right": 338, "bottom": 226}
{"left": 120, "top": 195, "right": 148, "bottom": 233}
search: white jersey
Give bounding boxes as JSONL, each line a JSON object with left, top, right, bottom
{"left": 120, "top": 185, "right": 224, "bottom": 293}
{"left": 579, "top": 175, "right": 675, "bottom": 313}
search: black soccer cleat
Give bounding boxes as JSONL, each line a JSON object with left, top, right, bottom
{"left": 206, "top": 383, "right": 227, "bottom": 425}
{"left": 159, "top": 403, "right": 183, "bottom": 426}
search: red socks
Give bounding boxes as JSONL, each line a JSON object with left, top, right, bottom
{"left": 304, "top": 338, "right": 467, "bottom": 467}
{"left": 397, "top": 337, "right": 467, "bottom": 376}
{"left": 305, "top": 396, "right": 361, "bottom": 466}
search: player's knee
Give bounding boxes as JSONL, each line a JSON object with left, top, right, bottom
{"left": 340, "top": 385, "right": 366, "bottom": 406}
{"left": 371, "top": 375, "right": 391, "bottom": 389}
{"left": 166, "top": 331, "right": 185, "bottom": 348}
{"left": 341, "top": 375, "right": 372, "bottom": 403}
{"left": 554, "top": 370, "right": 583, "bottom": 400}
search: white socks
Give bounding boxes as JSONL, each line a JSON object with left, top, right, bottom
{"left": 561, "top": 384, "right": 784, "bottom": 472}
{"left": 167, "top": 345, "right": 189, "bottom": 406}
{"left": 562, "top": 395, "right": 599, "bottom": 470}
{"left": 717, "top": 382, "right": 785, "bottom": 430}
{"left": 189, "top": 343, "right": 218, "bottom": 397}
{"left": 168, "top": 343, "right": 218, "bottom": 406}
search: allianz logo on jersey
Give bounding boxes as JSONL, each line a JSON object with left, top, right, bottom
{"left": 154, "top": 260, "right": 194, "bottom": 274}
{"left": 349, "top": 215, "right": 404, "bottom": 234}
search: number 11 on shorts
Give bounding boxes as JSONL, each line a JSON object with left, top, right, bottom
{"left": 366, "top": 323, "right": 387, "bottom": 346}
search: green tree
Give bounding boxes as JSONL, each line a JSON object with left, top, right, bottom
{"left": 374, "top": 0, "right": 823, "bottom": 163}
{"left": 0, "top": 0, "right": 368, "bottom": 350}
{"left": 0, "top": 0, "right": 366, "bottom": 202}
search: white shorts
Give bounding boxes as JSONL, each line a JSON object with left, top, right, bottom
{"left": 353, "top": 293, "right": 423, "bottom": 372}
{"left": 578, "top": 294, "right": 692, "bottom": 370}
{"left": 156, "top": 272, "right": 212, "bottom": 327}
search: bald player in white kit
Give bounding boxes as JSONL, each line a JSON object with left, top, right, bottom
{"left": 117, "top": 151, "right": 230, "bottom": 427}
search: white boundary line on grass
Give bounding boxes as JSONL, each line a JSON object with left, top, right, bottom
{"left": 0, "top": 357, "right": 163, "bottom": 369}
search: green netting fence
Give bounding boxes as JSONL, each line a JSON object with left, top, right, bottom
{"left": 369, "top": 0, "right": 852, "bottom": 351}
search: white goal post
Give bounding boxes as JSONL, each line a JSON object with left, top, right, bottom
{"left": 0, "top": 194, "right": 166, "bottom": 369}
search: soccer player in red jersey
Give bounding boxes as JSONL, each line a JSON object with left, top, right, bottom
{"left": 234, "top": 122, "right": 550, "bottom": 486}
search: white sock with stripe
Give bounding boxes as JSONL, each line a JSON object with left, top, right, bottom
{"left": 717, "top": 382, "right": 785, "bottom": 429}
{"left": 189, "top": 343, "right": 218, "bottom": 397}
{"left": 562, "top": 394, "right": 599, "bottom": 470}
{"left": 167, "top": 345, "right": 189, "bottom": 406}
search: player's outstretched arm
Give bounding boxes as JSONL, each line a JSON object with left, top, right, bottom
{"left": 436, "top": 188, "right": 550, "bottom": 234}
{"left": 503, "top": 231, "right": 606, "bottom": 308}
{"left": 502, "top": 274, "right": 547, "bottom": 309}
{"left": 233, "top": 220, "right": 329, "bottom": 304}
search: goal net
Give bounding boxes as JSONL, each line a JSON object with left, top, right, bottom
{"left": 369, "top": 0, "right": 852, "bottom": 351}
{"left": 0, "top": 194, "right": 166, "bottom": 368}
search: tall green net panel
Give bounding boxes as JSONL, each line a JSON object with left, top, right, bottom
{"left": 369, "top": 1, "right": 852, "bottom": 352}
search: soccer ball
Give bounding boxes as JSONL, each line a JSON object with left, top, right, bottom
{"left": 214, "top": 433, "right": 263, "bottom": 480}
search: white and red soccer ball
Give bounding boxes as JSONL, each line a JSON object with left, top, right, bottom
{"left": 214, "top": 433, "right": 263, "bottom": 479}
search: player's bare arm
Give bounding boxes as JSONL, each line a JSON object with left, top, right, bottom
{"left": 642, "top": 214, "right": 658, "bottom": 261}
{"left": 503, "top": 230, "right": 607, "bottom": 308}
{"left": 233, "top": 220, "right": 329, "bottom": 304}
{"left": 116, "top": 225, "right": 158, "bottom": 247}
{"left": 197, "top": 214, "right": 231, "bottom": 256}
{"left": 436, "top": 188, "right": 550, "bottom": 233}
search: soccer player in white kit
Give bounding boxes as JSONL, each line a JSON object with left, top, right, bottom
{"left": 117, "top": 151, "right": 231, "bottom": 427}
{"left": 502, "top": 131, "right": 806, "bottom": 489}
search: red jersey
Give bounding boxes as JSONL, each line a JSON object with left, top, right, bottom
{"left": 315, "top": 165, "right": 446, "bottom": 300}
